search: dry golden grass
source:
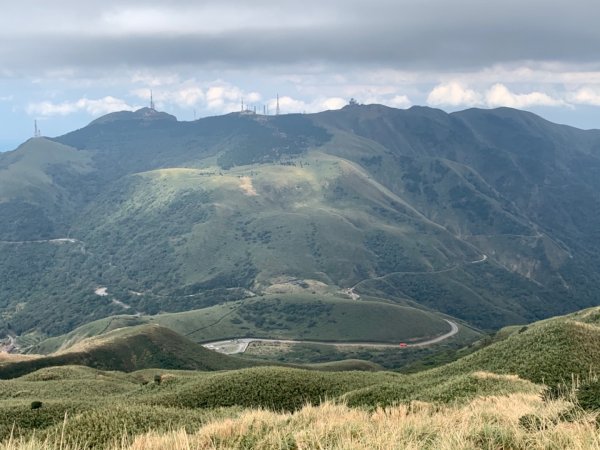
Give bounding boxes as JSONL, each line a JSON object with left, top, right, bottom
{"left": 2, "top": 394, "right": 599, "bottom": 449}
{"left": 0, "top": 353, "right": 39, "bottom": 363}
{"left": 127, "top": 395, "right": 599, "bottom": 450}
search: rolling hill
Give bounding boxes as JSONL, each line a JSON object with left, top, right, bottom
{"left": 1, "top": 104, "right": 600, "bottom": 346}
{"left": 0, "top": 324, "right": 261, "bottom": 379}
{"left": 1, "top": 306, "right": 599, "bottom": 447}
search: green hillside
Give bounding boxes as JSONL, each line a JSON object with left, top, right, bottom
{"left": 30, "top": 293, "right": 463, "bottom": 354}
{"left": 3, "top": 307, "right": 600, "bottom": 447}
{"left": 0, "top": 138, "right": 93, "bottom": 239}
{"left": 343, "top": 306, "right": 600, "bottom": 407}
{"left": 0, "top": 325, "right": 259, "bottom": 379}
{"left": 1, "top": 105, "right": 600, "bottom": 344}
{"left": 426, "top": 306, "right": 600, "bottom": 384}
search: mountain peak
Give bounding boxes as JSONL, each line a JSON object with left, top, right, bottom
{"left": 88, "top": 107, "right": 177, "bottom": 126}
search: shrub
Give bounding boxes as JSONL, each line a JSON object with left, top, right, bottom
{"left": 576, "top": 379, "right": 600, "bottom": 411}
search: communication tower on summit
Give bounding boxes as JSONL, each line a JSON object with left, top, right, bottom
{"left": 150, "top": 90, "right": 155, "bottom": 110}
{"left": 276, "top": 94, "right": 280, "bottom": 116}
{"left": 34, "top": 120, "right": 41, "bottom": 138}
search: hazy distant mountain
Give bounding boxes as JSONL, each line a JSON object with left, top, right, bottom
{"left": 1, "top": 104, "right": 599, "bottom": 341}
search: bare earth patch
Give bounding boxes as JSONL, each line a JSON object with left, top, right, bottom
{"left": 94, "top": 287, "right": 108, "bottom": 296}
{"left": 239, "top": 176, "right": 258, "bottom": 196}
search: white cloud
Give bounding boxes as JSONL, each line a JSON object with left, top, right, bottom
{"left": 26, "top": 96, "right": 136, "bottom": 117}
{"left": 205, "top": 85, "right": 242, "bottom": 111}
{"left": 426, "top": 81, "right": 566, "bottom": 109}
{"left": 427, "top": 82, "right": 482, "bottom": 107}
{"left": 268, "top": 95, "right": 307, "bottom": 114}
{"left": 320, "top": 97, "right": 346, "bottom": 110}
{"left": 388, "top": 95, "right": 411, "bottom": 108}
{"left": 0, "top": 95, "right": 13, "bottom": 102}
{"left": 568, "top": 87, "right": 600, "bottom": 106}
{"left": 485, "top": 83, "right": 564, "bottom": 108}
{"left": 132, "top": 85, "right": 205, "bottom": 109}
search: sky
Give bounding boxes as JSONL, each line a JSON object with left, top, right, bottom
{"left": 2, "top": 0, "right": 600, "bottom": 151}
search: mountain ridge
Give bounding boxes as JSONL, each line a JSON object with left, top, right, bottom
{"left": 1, "top": 104, "right": 599, "bottom": 343}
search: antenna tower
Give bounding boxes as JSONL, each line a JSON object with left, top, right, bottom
{"left": 276, "top": 94, "right": 280, "bottom": 116}
{"left": 34, "top": 120, "right": 41, "bottom": 138}
{"left": 150, "top": 90, "right": 155, "bottom": 110}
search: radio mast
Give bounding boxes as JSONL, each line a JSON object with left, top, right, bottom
{"left": 150, "top": 90, "right": 155, "bottom": 110}
{"left": 34, "top": 120, "right": 41, "bottom": 138}
{"left": 276, "top": 94, "right": 280, "bottom": 116}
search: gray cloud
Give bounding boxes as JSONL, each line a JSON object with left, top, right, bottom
{"left": 2, "top": 0, "right": 600, "bottom": 74}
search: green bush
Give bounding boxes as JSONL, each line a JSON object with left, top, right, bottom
{"left": 41, "top": 404, "right": 238, "bottom": 448}
{"left": 148, "top": 367, "right": 396, "bottom": 411}
{"left": 576, "top": 379, "right": 600, "bottom": 411}
{"left": 343, "top": 383, "right": 412, "bottom": 408}
{"left": 0, "top": 402, "right": 92, "bottom": 441}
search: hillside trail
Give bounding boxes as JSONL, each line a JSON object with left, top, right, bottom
{"left": 348, "top": 253, "right": 488, "bottom": 298}
{"left": 202, "top": 319, "right": 459, "bottom": 355}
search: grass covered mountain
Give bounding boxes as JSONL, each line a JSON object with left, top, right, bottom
{"left": 0, "top": 324, "right": 261, "bottom": 379}
{"left": 30, "top": 293, "right": 463, "bottom": 354}
{"left": 1, "top": 104, "right": 600, "bottom": 344}
{"left": 2, "top": 306, "right": 600, "bottom": 448}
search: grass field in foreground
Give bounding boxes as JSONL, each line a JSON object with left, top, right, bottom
{"left": 2, "top": 394, "right": 598, "bottom": 449}
{"left": 3, "top": 307, "right": 600, "bottom": 447}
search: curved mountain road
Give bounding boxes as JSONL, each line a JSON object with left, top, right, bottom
{"left": 202, "top": 319, "right": 459, "bottom": 355}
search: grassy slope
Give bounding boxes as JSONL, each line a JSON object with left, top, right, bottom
{"left": 30, "top": 293, "right": 460, "bottom": 355}
{"left": 0, "top": 138, "right": 92, "bottom": 204}
{"left": 0, "top": 138, "right": 93, "bottom": 240}
{"left": 0, "top": 325, "right": 260, "bottom": 379}
{"left": 69, "top": 153, "right": 478, "bottom": 290}
{"left": 5, "top": 307, "right": 600, "bottom": 446}
{"left": 4, "top": 108, "right": 599, "bottom": 340}
{"left": 341, "top": 306, "right": 600, "bottom": 408}
{"left": 426, "top": 307, "right": 600, "bottom": 384}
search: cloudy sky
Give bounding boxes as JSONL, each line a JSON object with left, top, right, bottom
{"left": 2, "top": 0, "right": 600, "bottom": 150}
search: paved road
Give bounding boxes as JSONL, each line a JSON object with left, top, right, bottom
{"left": 202, "top": 319, "right": 459, "bottom": 355}
{"left": 0, "top": 238, "right": 80, "bottom": 244}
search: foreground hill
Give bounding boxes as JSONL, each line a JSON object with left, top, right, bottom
{"left": 30, "top": 293, "right": 468, "bottom": 357}
{"left": 1, "top": 307, "right": 600, "bottom": 447}
{"left": 1, "top": 105, "right": 600, "bottom": 343}
{"left": 0, "top": 325, "right": 260, "bottom": 379}
{"left": 428, "top": 308, "right": 600, "bottom": 385}
{"left": 343, "top": 306, "right": 600, "bottom": 408}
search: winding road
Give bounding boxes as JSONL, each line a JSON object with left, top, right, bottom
{"left": 0, "top": 238, "right": 80, "bottom": 245}
{"left": 346, "top": 254, "right": 488, "bottom": 300}
{"left": 202, "top": 319, "right": 459, "bottom": 355}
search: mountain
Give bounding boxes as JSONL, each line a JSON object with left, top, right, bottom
{"left": 0, "top": 324, "right": 261, "bottom": 379}
{"left": 1, "top": 104, "right": 600, "bottom": 344}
